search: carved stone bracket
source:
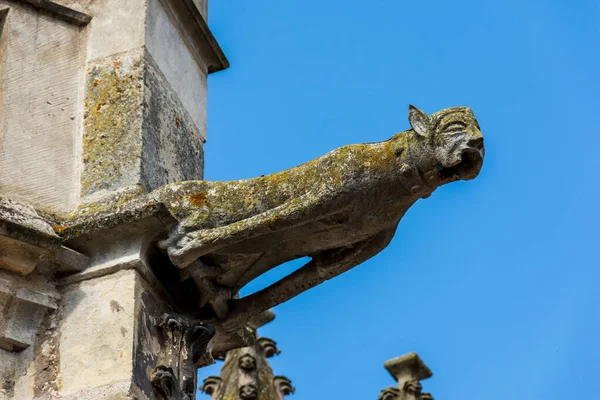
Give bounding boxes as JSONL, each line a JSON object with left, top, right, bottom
{"left": 273, "top": 376, "right": 295, "bottom": 399}
{"left": 151, "top": 313, "right": 216, "bottom": 400}
{"left": 379, "top": 387, "right": 400, "bottom": 400}
{"left": 239, "top": 383, "right": 258, "bottom": 400}
{"left": 0, "top": 272, "right": 60, "bottom": 351}
{"left": 200, "top": 376, "right": 223, "bottom": 399}
{"left": 257, "top": 337, "right": 281, "bottom": 358}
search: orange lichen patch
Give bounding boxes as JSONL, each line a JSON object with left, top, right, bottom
{"left": 189, "top": 192, "right": 210, "bottom": 207}
{"left": 53, "top": 225, "right": 68, "bottom": 234}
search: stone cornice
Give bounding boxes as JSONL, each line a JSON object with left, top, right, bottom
{"left": 159, "top": 0, "right": 229, "bottom": 74}
{"left": 5, "top": 0, "right": 91, "bottom": 26}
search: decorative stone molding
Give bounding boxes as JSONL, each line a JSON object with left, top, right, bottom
{"left": 7, "top": 0, "right": 91, "bottom": 26}
{"left": 200, "top": 376, "right": 223, "bottom": 398}
{"left": 273, "top": 376, "right": 295, "bottom": 399}
{"left": 257, "top": 337, "right": 281, "bottom": 358}
{"left": 379, "top": 387, "right": 400, "bottom": 400}
{"left": 404, "top": 380, "right": 423, "bottom": 396}
{"left": 239, "top": 383, "right": 258, "bottom": 400}
{"left": 0, "top": 271, "right": 60, "bottom": 351}
{"left": 151, "top": 313, "right": 216, "bottom": 400}
{"left": 0, "top": 199, "right": 89, "bottom": 275}
{"left": 239, "top": 353, "right": 257, "bottom": 371}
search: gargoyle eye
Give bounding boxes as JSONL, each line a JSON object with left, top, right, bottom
{"left": 441, "top": 121, "right": 467, "bottom": 132}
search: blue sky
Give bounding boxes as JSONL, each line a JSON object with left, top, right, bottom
{"left": 198, "top": 1, "right": 600, "bottom": 398}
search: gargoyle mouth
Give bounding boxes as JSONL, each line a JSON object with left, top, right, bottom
{"left": 438, "top": 149, "right": 484, "bottom": 181}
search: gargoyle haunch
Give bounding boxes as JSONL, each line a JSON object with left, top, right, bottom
{"left": 156, "top": 105, "right": 484, "bottom": 328}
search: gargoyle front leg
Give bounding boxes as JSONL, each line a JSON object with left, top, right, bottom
{"left": 164, "top": 192, "right": 340, "bottom": 268}
{"left": 220, "top": 227, "right": 397, "bottom": 332}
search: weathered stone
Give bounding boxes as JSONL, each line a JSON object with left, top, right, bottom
{"left": 0, "top": 270, "right": 59, "bottom": 351}
{"left": 380, "top": 353, "right": 435, "bottom": 400}
{"left": 150, "top": 313, "right": 216, "bottom": 400}
{"left": 0, "top": 1, "right": 88, "bottom": 212}
{"left": 154, "top": 105, "right": 484, "bottom": 335}
{"left": 44, "top": 105, "right": 485, "bottom": 352}
{"left": 257, "top": 337, "right": 280, "bottom": 359}
{"left": 0, "top": 0, "right": 488, "bottom": 397}
{"left": 201, "top": 318, "right": 295, "bottom": 400}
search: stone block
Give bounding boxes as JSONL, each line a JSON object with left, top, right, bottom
{"left": 0, "top": 1, "right": 88, "bottom": 212}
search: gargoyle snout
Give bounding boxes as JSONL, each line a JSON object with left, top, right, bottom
{"left": 467, "top": 137, "right": 484, "bottom": 151}
{"left": 437, "top": 135, "right": 484, "bottom": 182}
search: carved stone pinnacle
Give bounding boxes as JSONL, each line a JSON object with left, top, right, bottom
{"left": 151, "top": 313, "right": 216, "bottom": 400}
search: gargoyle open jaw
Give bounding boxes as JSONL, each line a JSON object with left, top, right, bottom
{"left": 438, "top": 149, "right": 483, "bottom": 182}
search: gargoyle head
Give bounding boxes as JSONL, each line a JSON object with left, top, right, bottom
{"left": 404, "top": 105, "right": 484, "bottom": 183}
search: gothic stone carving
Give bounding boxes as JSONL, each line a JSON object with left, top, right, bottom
{"left": 273, "top": 376, "right": 295, "bottom": 399}
{"left": 404, "top": 380, "right": 422, "bottom": 396}
{"left": 155, "top": 105, "right": 484, "bottom": 330}
{"left": 239, "top": 383, "right": 258, "bottom": 400}
{"left": 379, "top": 387, "right": 400, "bottom": 400}
{"left": 239, "top": 353, "right": 257, "bottom": 371}
{"left": 381, "top": 353, "right": 435, "bottom": 400}
{"left": 257, "top": 337, "right": 280, "bottom": 358}
{"left": 151, "top": 313, "right": 216, "bottom": 400}
{"left": 200, "top": 376, "right": 223, "bottom": 398}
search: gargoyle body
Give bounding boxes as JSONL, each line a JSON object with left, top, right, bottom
{"left": 156, "top": 106, "right": 484, "bottom": 328}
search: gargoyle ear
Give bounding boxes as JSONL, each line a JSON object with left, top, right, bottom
{"left": 408, "top": 105, "right": 430, "bottom": 137}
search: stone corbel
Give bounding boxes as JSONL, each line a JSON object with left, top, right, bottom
{"left": 273, "top": 376, "right": 295, "bottom": 399}
{"left": 199, "top": 376, "right": 223, "bottom": 399}
{"left": 379, "top": 387, "right": 401, "bottom": 400}
{"left": 151, "top": 313, "right": 216, "bottom": 400}
{"left": 0, "top": 272, "right": 60, "bottom": 351}
{"left": 257, "top": 337, "right": 281, "bottom": 358}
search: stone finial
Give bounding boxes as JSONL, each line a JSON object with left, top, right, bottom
{"left": 257, "top": 337, "right": 281, "bottom": 358}
{"left": 380, "top": 353, "right": 434, "bottom": 400}
{"left": 384, "top": 353, "right": 432, "bottom": 388}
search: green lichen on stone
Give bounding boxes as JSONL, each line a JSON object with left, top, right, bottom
{"left": 51, "top": 106, "right": 484, "bottom": 267}
{"left": 81, "top": 50, "right": 145, "bottom": 196}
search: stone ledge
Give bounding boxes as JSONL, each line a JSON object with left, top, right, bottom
{"left": 159, "top": 0, "right": 229, "bottom": 73}
{"left": 0, "top": 198, "right": 89, "bottom": 275}
{"left": 6, "top": 0, "right": 91, "bottom": 26}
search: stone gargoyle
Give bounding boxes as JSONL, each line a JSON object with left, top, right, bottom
{"left": 155, "top": 105, "right": 485, "bottom": 330}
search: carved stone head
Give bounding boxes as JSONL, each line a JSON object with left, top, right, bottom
{"left": 239, "top": 383, "right": 258, "bottom": 400}
{"left": 396, "top": 105, "right": 484, "bottom": 184}
{"left": 239, "top": 354, "right": 257, "bottom": 371}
